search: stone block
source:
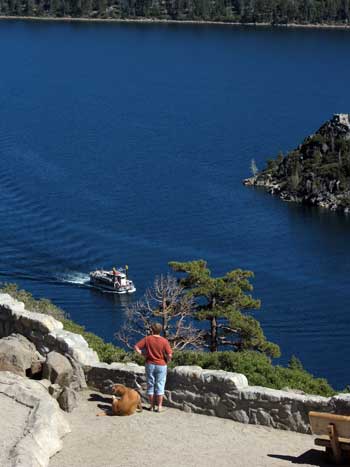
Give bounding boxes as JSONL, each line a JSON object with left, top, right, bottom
{"left": 84, "top": 362, "right": 146, "bottom": 393}
{"left": 43, "top": 351, "right": 74, "bottom": 387}
{"left": 66, "top": 355, "right": 87, "bottom": 391}
{"left": 49, "top": 383, "right": 63, "bottom": 400}
{"left": 58, "top": 387, "right": 78, "bottom": 412}
{"left": 330, "top": 393, "right": 350, "bottom": 415}
{"left": 0, "top": 333, "right": 38, "bottom": 376}
{"left": 231, "top": 409, "right": 249, "bottom": 424}
{"left": 49, "top": 329, "right": 99, "bottom": 366}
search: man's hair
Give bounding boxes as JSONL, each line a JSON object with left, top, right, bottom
{"left": 150, "top": 323, "right": 162, "bottom": 335}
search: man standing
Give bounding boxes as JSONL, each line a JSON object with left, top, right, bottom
{"left": 112, "top": 267, "right": 117, "bottom": 286}
{"left": 134, "top": 323, "right": 172, "bottom": 412}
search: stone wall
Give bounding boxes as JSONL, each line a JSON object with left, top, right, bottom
{"left": 2, "top": 293, "right": 350, "bottom": 435}
{"left": 85, "top": 361, "right": 350, "bottom": 434}
{"left": 0, "top": 294, "right": 99, "bottom": 366}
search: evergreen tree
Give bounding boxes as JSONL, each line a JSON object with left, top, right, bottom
{"left": 50, "top": 0, "right": 60, "bottom": 16}
{"left": 98, "top": 0, "right": 107, "bottom": 16}
{"left": 169, "top": 260, "right": 280, "bottom": 357}
{"left": 26, "top": 0, "right": 34, "bottom": 15}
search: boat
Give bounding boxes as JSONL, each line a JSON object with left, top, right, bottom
{"left": 89, "top": 266, "right": 136, "bottom": 294}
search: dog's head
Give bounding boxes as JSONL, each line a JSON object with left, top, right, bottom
{"left": 111, "top": 384, "right": 127, "bottom": 396}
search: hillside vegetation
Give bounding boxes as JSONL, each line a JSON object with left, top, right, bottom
{"left": 0, "top": 283, "right": 337, "bottom": 396}
{"left": 245, "top": 114, "right": 350, "bottom": 212}
{"left": 1, "top": 0, "right": 350, "bottom": 25}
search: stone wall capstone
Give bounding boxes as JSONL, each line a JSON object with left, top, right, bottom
{"left": 0, "top": 294, "right": 99, "bottom": 368}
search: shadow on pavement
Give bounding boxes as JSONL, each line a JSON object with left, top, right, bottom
{"left": 268, "top": 449, "right": 333, "bottom": 466}
{"left": 88, "top": 392, "right": 113, "bottom": 416}
{"left": 88, "top": 392, "right": 112, "bottom": 404}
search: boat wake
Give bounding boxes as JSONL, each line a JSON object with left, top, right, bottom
{"left": 55, "top": 272, "right": 90, "bottom": 287}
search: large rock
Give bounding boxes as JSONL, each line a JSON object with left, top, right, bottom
{"left": 57, "top": 387, "right": 78, "bottom": 412}
{"left": 66, "top": 354, "right": 87, "bottom": 391}
{"left": 0, "top": 371, "right": 70, "bottom": 467}
{"left": 0, "top": 334, "right": 39, "bottom": 376}
{"left": 42, "top": 351, "right": 74, "bottom": 387}
{"left": 47, "top": 329, "right": 99, "bottom": 366}
{"left": 0, "top": 294, "right": 63, "bottom": 338}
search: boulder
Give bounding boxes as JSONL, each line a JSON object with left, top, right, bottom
{"left": 30, "top": 352, "right": 44, "bottom": 377}
{"left": 0, "top": 371, "right": 70, "bottom": 467}
{"left": 36, "top": 379, "right": 52, "bottom": 392}
{"left": 66, "top": 354, "right": 87, "bottom": 391}
{"left": 0, "top": 334, "right": 38, "bottom": 376}
{"left": 57, "top": 387, "right": 78, "bottom": 412}
{"left": 48, "top": 383, "right": 63, "bottom": 400}
{"left": 47, "top": 329, "right": 99, "bottom": 366}
{"left": 42, "top": 351, "right": 74, "bottom": 388}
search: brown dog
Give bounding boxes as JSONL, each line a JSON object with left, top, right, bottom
{"left": 97, "top": 384, "right": 142, "bottom": 416}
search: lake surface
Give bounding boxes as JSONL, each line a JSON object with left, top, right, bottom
{"left": 1, "top": 20, "right": 350, "bottom": 389}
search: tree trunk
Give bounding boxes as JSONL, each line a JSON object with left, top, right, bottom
{"left": 162, "top": 295, "right": 168, "bottom": 338}
{"left": 209, "top": 296, "right": 218, "bottom": 352}
{"left": 210, "top": 316, "right": 217, "bottom": 352}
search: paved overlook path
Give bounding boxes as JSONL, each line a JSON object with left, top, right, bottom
{"left": 50, "top": 390, "right": 333, "bottom": 467}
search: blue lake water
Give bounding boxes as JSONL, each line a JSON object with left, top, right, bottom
{"left": 1, "top": 20, "right": 350, "bottom": 388}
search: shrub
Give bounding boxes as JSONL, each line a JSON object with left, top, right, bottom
{"left": 0, "top": 283, "right": 66, "bottom": 320}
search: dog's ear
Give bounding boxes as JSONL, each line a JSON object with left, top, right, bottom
{"left": 117, "top": 385, "right": 127, "bottom": 395}
{"left": 113, "top": 384, "right": 126, "bottom": 395}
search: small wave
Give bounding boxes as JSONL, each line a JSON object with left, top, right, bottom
{"left": 55, "top": 272, "right": 90, "bottom": 286}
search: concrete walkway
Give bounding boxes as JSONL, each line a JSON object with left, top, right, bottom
{"left": 50, "top": 390, "right": 333, "bottom": 467}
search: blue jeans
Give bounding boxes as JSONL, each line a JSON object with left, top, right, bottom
{"left": 145, "top": 363, "right": 167, "bottom": 396}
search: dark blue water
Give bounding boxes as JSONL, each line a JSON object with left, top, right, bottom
{"left": 1, "top": 20, "right": 350, "bottom": 389}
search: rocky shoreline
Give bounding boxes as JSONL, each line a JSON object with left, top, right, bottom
{"left": 243, "top": 174, "right": 350, "bottom": 212}
{"left": 3, "top": 15, "right": 350, "bottom": 30}
{"left": 244, "top": 114, "right": 350, "bottom": 213}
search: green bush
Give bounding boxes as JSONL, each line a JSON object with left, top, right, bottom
{"left": 0, "top": 283, "right": 66, "bottom": 320}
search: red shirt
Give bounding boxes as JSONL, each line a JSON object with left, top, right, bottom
{"left": 136, "top": 335, "right": 172, "bottom": 366}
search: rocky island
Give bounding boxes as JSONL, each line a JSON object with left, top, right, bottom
{"left": 244, "top": 114, "right": 350, "bottom": 213}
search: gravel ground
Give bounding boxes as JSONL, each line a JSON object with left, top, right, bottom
{"left": 50, "top": 390, "right": 333, "bottom": 467}
{"left": 0, "top": 394, "right": 30, "bottom": 467}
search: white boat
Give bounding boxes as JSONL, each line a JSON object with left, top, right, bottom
{"left": 89, "top": 267, "right": 136, "bottom": 294}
